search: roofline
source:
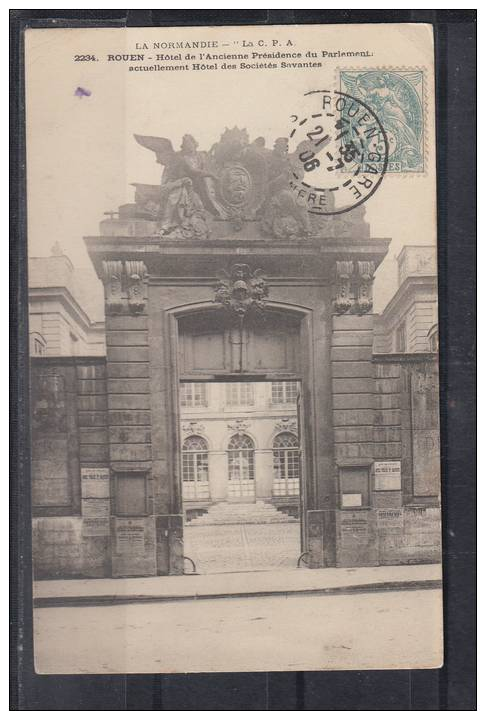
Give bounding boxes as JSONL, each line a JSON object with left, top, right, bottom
{"left": 379, "top": 275, "right": 437, "bottom": 320}
{"left": 28, "top": 286, "right": 101, "bottom": 330}
{"left": 396, "top": 244, "right": 437, "bottom": 261}
{"left": 28, "top": 253, "right": 75, "bottom": 270}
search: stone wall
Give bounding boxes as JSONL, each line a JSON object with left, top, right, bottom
{"left": 30, "top": 339, "right": 441, "bottom": 578}
{"left": 32, "top": 357, "right": 111, "bottom": 579}
{"left": 332, "top": 351, "right": 441, "bottom": 568}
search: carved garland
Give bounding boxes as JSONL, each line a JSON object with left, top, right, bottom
{"left": 181, "top": 421, "right": 206, "bottom": 437}
{"left": 274, "top": 417, "right": 298, "bottom": 435}
{"left": 227, "top": 419, "right": 251, "bottom": 434}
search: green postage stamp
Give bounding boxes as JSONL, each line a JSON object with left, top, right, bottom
{"left": 340, "top": 69, "right": 425, "bottom": 173}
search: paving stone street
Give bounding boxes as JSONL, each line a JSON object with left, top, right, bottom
{"left": 184, "top": 521, "right": 301, "bottom": 574}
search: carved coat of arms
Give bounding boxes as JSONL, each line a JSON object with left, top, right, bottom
{"left": 214, "top": 264, "right": 269, "bottom": 319}
{"left": 133, "top": 128, "right": 320, "bottom": 240}
{"left": 131, "top": 127, "right": 370, "bottom": 241}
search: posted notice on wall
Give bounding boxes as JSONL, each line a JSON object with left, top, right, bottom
{"left": 374, "top": 461, "right": 402, "bottom": 491}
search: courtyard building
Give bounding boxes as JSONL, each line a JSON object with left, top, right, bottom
{"left": 373, "top": 245, "right": 438, "bottom": 354}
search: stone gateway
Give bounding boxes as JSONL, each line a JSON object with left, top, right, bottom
{"left": 30, "top": 129, "right": 441, "bottom": 579}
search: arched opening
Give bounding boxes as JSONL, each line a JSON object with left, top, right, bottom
{"left": 272, "top": 431, "right": 300, "bottom": 497}
{"left": 182, "top": 435, "right": 209, "bottom": 501}
{"left": 227, "top": 432, "right": 256, "bottom": 500}
{"left": 171, "top": 302, "right": 321, "bottom": 574}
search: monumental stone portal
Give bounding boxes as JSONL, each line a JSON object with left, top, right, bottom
{"left": 31, "top": 129, "right": 441, "bottom": 578}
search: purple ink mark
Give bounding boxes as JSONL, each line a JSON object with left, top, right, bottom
{"left": 74, "top": 87, "right": 91, "bottom": 98}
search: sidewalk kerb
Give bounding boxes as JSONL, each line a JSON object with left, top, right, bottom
{"left": 33, "top": 577, "right": 442, "bottom": 608}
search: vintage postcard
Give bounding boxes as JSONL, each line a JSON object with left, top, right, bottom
{"left": 25, "top": 23, "right": 442, "bottom": 674}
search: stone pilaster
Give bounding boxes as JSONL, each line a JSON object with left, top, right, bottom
{"left": 100, "top": 259, "right": 156, "bottom": 576}
{"left": 331, "top": 309, "right": 378, "bottom": 567}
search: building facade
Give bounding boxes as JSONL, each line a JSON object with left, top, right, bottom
{"left": 373, "top": 246, "right": 438, "bottom": 354}
{"left": 29, "top": 247, "right": 105, "bottom": 357}
{"left": 180, "top": 381, "right": 300, "bottom": 516}
{"left": 30, "top": 129, "right": 442, "bottom": 580}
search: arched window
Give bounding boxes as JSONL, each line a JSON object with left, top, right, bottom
{"left": 273, "top": 432, "right": 300, "bottom": 496}
{"left": 29, "top": 332, "right": 46, "bottom": 357}
{"left": 227, "top": 433, "right": 255, "bottom": 498}
{"left": 182, "top": 435, "right": 209, "bottom": 500}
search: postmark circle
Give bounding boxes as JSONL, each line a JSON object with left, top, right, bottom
{"left": 288, "top": 89, "right": 389, "bottom": 216}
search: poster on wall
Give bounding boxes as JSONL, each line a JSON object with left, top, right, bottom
{"left": 81, "top": 468, "right": 110, "bottom": 499}
{"left": 374, "top": 461, "right": 402, "bottom": 491}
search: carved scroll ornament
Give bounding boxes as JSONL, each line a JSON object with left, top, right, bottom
{"left": 333, "top": 260, "right": 376, "bottom": 315}
{"left": 355, "top": 261, "right": 376, "bottom": 315}
{"left": 101, "top": 260, "right": 148, "bottom": 315}
{"left": 125, "top": 261, "right": 148, "bottom": 314}
{"left": 102, "top": 260, "right": 124, "bottom": 314}
{"left": 333, "top": 261, "right": 354, "bottom": 315}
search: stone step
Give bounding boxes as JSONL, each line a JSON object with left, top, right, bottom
{"left": 199, "top": 515, "right": 286, "bottom": 521}
{"left": 205, "top": 504, "right": 284, "bottom": 512}
{"left": 195, "top": 518, "right": 291, "bottom": 524}
{"left": 204, "top": 510, "right": 289, "bottom": 516}
{"left": 198, "top": 520, "right": 290, "bottom": 525}
{"left": 187, "top": 501, "right": 298, "bottom": 526}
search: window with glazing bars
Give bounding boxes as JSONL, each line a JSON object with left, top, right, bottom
{"left": 182, "top": 436, "right": 209, "bottom": 482}
{"left": 227, "top": 433, "right": 255, "bottom": 480}
{"left": 225, "top": 382, "right": 254, "bottom": 406}
{"left": 180, "top": 382, "right": 207, "bottom": 408}
{"left": 271, "top": 381, "right": 298, "bottom": 404}
{"left": 273, "top": 432, "right": 300, "bottom": 479}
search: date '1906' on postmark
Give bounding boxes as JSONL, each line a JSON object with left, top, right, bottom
{"left": 288, "top": 70, "right": 425, "bottom": 216}
{"left": 288, "top": 89, "right": 389, "bottom": 216}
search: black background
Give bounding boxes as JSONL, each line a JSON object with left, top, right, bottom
{"left": 10, "top": 9, "right": 476, "bottom": 710}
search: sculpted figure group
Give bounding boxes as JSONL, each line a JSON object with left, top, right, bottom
{"left": 132, "top": 127, "right": 365, "bottom": 240}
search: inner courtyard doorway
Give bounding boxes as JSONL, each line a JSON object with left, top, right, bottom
{"left": 180, "top": 380, "right": 303, "bottom": 574}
